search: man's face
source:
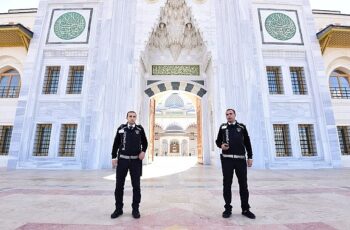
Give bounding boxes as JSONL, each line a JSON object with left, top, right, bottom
{"left": 226, "top": 110, "right": 236, "bottom": 123}
{"left": 127, "top": 112, "right": 137, "bottom": 124}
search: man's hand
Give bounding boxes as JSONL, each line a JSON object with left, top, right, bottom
{"left": 221, "top": 143, "right": 229, "bottom": 151}
{"left": 247, "top": 159, "right": 253, "bottom": 167}
{"left": 139, "top": 151, "right": 145, "bottom": 160}
{"left": 112, "top": 159, "right": 118, "bottom": 168}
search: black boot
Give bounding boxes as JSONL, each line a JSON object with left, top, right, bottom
{"left": 222, "top": 209, "right": 232, "bottom": 218}
{"left": 132, "top": 209, "right": 140, "bottom": 219}
{"left": 110, "top": 209, "right": 123, "bottom": 219}
{"left": 242, "top": 209, "right": 255, "bottom": 219}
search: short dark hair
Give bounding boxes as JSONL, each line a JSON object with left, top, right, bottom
{"left": 226, "top": 108, "right": 236, "bottom": 114}
{"left": 126, "top": 111, "right": 137, "bottom": 118}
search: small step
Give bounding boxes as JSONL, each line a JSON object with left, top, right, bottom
{"left": 267, "top": 161, "right": 333, "bottom": 170}
{"left": 17, "top": 160, "right": 82, "bottom": 170}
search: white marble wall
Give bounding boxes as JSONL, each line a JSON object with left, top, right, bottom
{"left": 212, "top": 0, "right": 269, "bottom": 168}
{"left": 318, "top": 39, "right": 350, "bottom": 166}
{"left": 313, "top": 12, "right": 350, "bottom": 31}
{"left": 7, "top": 0, "right": 104, "bottom": 169}
{"left": 6, "top": 0, "right": 344, "bottom": 169}
{"left": 0, "top": 48, "right": 26, "bottom": 125}
{"left": 251, "top": 0, "right": 341, "bottom": 168}
{"left": 0, "top": 48, "right": 28, "bottom": 167}
{"left": 0, "top": 10, "right": 36, "bottom": 30}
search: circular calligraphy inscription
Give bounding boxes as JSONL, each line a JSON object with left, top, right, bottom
{"left": 54, "top": 12, "right": 86, "bottom": 40}
{"left": 265, "top": 13, "right": 296, "bottom": 41}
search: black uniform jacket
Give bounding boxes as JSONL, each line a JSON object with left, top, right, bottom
{"left": 215, "top": 121, "right": 253, "bottom": 159}
{"left": 111, "top": 123, "right": 148, "bottom": 159}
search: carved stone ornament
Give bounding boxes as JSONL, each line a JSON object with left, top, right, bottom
{"left": 147, "top": 0, "right": 205, "bottom": 61}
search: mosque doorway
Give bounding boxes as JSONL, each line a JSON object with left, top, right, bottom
{"left": 148, "top": 91, "right": 203, "bottom": 165}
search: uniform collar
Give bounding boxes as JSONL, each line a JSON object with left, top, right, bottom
{"left": 227, "top": 121, "right": 237, "bottom": 126}
{"left": 127, "top": 123, "right": 136, "bottom": 128}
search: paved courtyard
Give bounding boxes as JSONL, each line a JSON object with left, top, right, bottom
{"left": 0, "top": 157, "right": 350, "bottom": 230}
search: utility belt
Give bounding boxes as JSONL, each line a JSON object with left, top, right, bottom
{"left": 119, "top": 154, "right": 139, "bottom": 160}
{"left": 221, "top": 154, "right": 246, "bottom": 159}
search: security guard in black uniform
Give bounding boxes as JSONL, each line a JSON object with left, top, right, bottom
{"left": 110, "top": 111, "right": 148, "bottom": 219}
{"left": 216, "top": 109, "right": 256, "bottom": 219}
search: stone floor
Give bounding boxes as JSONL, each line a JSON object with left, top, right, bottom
{"left": 0, "top": 157, "right": 350, "bottom": 230}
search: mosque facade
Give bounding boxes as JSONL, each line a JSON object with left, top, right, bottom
{"left": 0, "top": 0, "right": 350, "bottom": 169}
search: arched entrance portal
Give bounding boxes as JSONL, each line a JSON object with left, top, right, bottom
{"left": 140, "top": 0, "right": 212, "bottom": 165}
{"left": 147, "top": 90, "right": 205, "bottom": 164}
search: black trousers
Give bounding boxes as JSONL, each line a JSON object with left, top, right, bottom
{"left": 114, "top": 159, "right": 142, "bottom": 211}
{"left": 220, "top": 155, "right": 250, "bottom": 211}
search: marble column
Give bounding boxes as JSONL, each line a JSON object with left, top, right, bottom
{"left": 87, "top": 0, "right": 138, "bottom": 168}
{"left": 214, "top": 0, "right": 267, "bottom": 168}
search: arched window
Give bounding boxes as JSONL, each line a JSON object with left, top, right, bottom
{"left": 329, "top": 70, "right": 350, "bottom": 99}
{"left": 0, "top": 69, "right": 21, "bottom": 98}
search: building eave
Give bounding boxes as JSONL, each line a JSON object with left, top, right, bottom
{"left": 0, "top": 24, "right": 33, "bottom": 51}
{"left": 317, "top": 25, "right": 350, "bottom": 54}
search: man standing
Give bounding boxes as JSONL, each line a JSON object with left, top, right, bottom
{"left": 215, "top": 109, "right": 256, "bottom": 219}
{"left": 111, "top": 111, "right": 148, "bottom": 219}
